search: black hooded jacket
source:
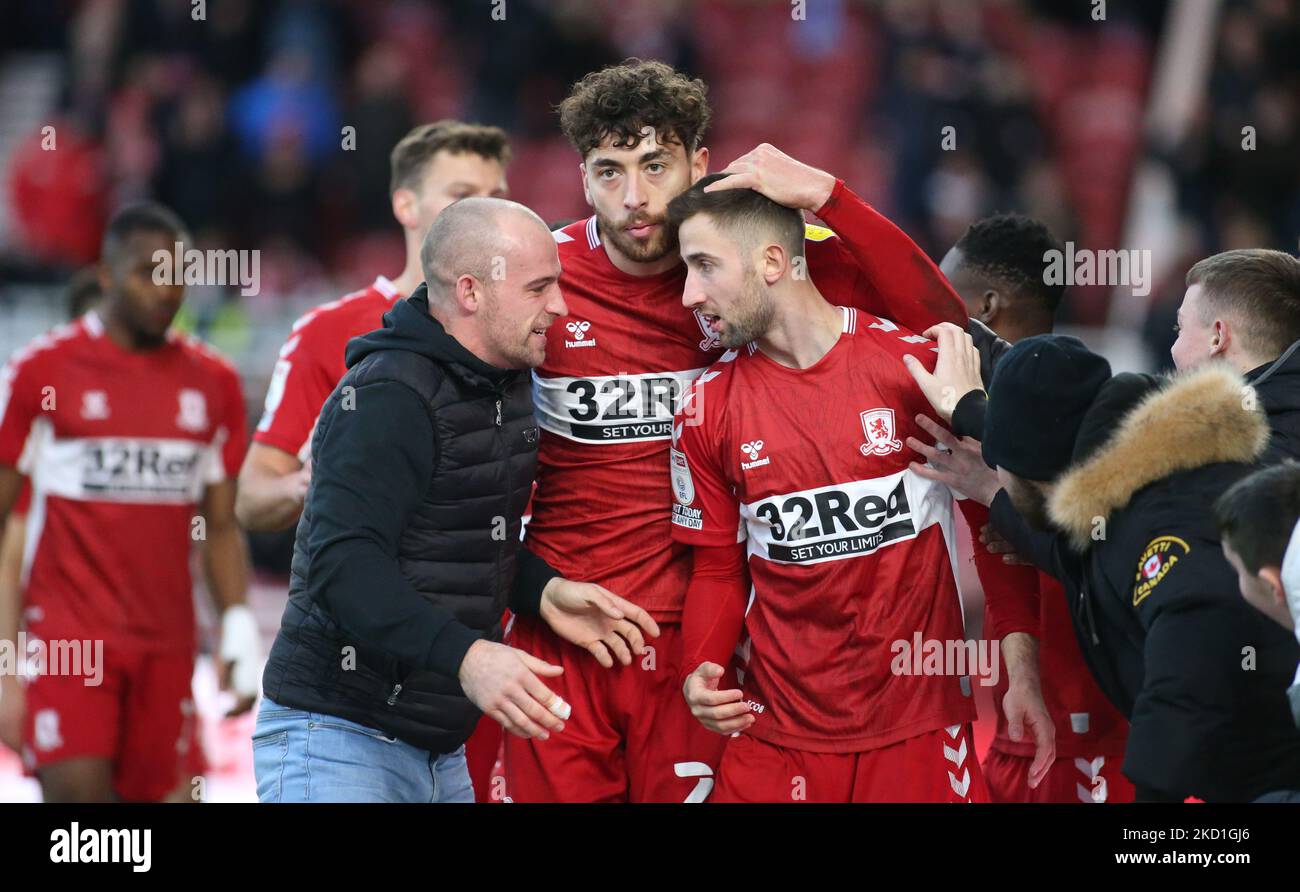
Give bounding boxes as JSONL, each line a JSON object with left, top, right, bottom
{"left": 261, "top": 285, "right": 556, "bottom": 753}
{"left": 1246, "top": 338, "right": 1300, "bottom": 464}
{"left": 990, "top": 365, "right": 1300, "bottom": 801}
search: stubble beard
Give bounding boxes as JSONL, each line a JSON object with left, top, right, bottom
{"left": 720, "top": 270, "right": 775, "bottom": 349}
{"left": 597, "top": 212, "right": 678, "bottom": 266}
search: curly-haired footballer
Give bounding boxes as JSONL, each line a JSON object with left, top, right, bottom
{"left": 494, "top": 58, "right": 974, "bottom": 802}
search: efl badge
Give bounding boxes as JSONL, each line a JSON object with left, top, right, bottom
{"left": 670, "top": 448, "right": 695, "bottom": 505}
{"left": 1133, "top": 535, "right": 1190, "bottom": 606}
{"left": 694, "top": 309, "right": 722, "bottom": 351}
{"left": 859, "top": 408, "right": 902, "bottom": 457}
{"left": 176, "top": 389, "right": 209, "bottom": 433}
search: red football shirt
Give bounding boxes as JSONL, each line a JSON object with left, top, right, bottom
{"left": 670, "top": 307, "right": 975, "bottom": 753}
{"left": 0, "top": 311, "right": 247, "bottom": 651}
{"left": 11, "top": 478, "right": 31, "bottom": 515}
{"left": 985, "top": 571, "right": 1129, "bottom": 760}
{"left": 527, "top": 182, "right": 965, "bottom": 620}
{"left": 254, "top": 276, "right": 401, "bottom": 460}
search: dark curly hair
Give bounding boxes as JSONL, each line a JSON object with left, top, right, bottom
{"left": 558, "top": 58, "right": 711, "bottom": 158}
{"left": 955, "top": 213, "right": 1065, "bottom": 317}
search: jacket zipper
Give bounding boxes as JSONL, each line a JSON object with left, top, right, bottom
{"left": 1078, "top": 582, "right": 1100, "bottom": 645}
{"left": 388, "top": 394, "right": 505, "bottom": 709}
{"left": 496, "top": 393, "right": 509, "bottom": 603}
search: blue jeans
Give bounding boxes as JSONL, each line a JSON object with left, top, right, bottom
{"left": 252, "top": 698, "right": 474, "bottom": 803}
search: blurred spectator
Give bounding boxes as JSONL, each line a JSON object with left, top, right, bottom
{"left": 1165, "top": 0, "right": 1300, "bottom": 254}
{"left": 153, "top": 73, "right": 238, "bottom": 241}
{"left": 347, "top": 43, "right": 415, "bottom": 232}
{"left": 7, "top": 117, "right": 107, "bottom": 267}
{"left": 1, "top": 0, "right": 1293, "bottom": 338}
{"left": 229, "top": 48, "right": 340, "bottom": 165}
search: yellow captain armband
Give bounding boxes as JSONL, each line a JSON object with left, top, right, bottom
{"left": 803, "top": 224, "right": 836, "bottom": 242}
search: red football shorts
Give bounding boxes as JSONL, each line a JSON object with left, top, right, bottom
{"left": 23, "top": 647, "right": 203, "bottom": 801}
{"left": 494, "top": 615, "right": 726, "bottom": 802}
{"left": 712, "top": 723, "right": 989, "bottom": 802}
{"left": 464, "top": 714, "right": 502, "bottom": 803}
{"left": 983, "top": 748, "right": 1135, "bottom": 803}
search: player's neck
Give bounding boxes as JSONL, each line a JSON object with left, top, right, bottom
{"left": 391, "top": 245, "right": 424, "bottom": 297}
{"left": 755, "top": 285, "right": 841, "bottom": 370}
{"left": 994, "top": 320, "right": 1053, "bottom": 346}
{"left": 101, "top": 307, "right": 162, "bottom": 353}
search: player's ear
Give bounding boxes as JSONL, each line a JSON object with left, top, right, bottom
{"left": 454, "top": 274, "right": 481, "bottom": 314}
{"left": 97, "top": 260, "right": 113, "bottom": 296}
{"left": 764, "top": 243, "right": 786, "bottom": 286}
{"left": 690, "top": 146, "right": 709, "bottom": 184}
{"left": 1210, "top": 318, "right": 1229, "bottom": 357}
{"left": 978, "top": 289, "right": 999, "bottom": 324}
{"left": 579, "top": 162, "right": 593, "bottom": 207}
{"left": 1258, "top": 566, "right": 1286, "bottom": 609}
{"left": 392, "top": 188, "right": 419, "bottom": 229}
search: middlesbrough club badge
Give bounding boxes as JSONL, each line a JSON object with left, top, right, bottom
{"left": 859, "top": 408, "right": 902, "bottom": 457}
{"left": 693, "top": 309, "right": 723, "bottom": 351}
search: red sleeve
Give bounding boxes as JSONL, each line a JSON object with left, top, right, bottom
{"left": 960, "top": 499, "right": 1040, "bottom": 640}
{"left": 680, "top": 542, "right": 749, "bottom": 685}
{"left": 253, "top": 322, "right": 336, "bottom": 459}
{"left": 669, "top": 379, "right": 741, "bottom": 547}
{"left": 0, "top": 355, "right": 40, "bottom": 469}
{"left": 812, "top": 179, "right": 967, "bottom": 331}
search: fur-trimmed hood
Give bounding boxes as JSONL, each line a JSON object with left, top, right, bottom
{"left": 1048, "top": 364, "right": 1269, "bottom": 550}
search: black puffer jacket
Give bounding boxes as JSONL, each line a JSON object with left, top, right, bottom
{"left": 261, "top": 285, "right": 548, "bottom": 753}
{"left": 993, "top": 365, "right": 1300, "bottom": 801}
{"left": 1246, "top": 338, "right": 1300, "bottom": 464}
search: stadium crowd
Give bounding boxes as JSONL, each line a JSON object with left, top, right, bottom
{"left": 0, "top": 1, "right": 1299, "bottom": 803}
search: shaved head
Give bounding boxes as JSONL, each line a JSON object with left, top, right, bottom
{"left": 417, "top": 195, "right": 566, "bottom": 370}
{"left": 420, "top": 197, "right": 549, "bottom": 304}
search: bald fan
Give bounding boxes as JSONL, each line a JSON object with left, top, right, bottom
{"left": 420, "top": 197, "right": 550, "bottom": 302}
{"left": 417, "top": 196, "right": 566, "bottom": 371}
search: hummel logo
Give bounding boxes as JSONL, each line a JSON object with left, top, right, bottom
{"left": 81, "top": 390, "right": 110, "bottom": 420}
{"left": 564, "top": 320, "right": 596, "bottom": 348}
{"left": 741, "top": 439, "right": 770, "bottom": 471}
